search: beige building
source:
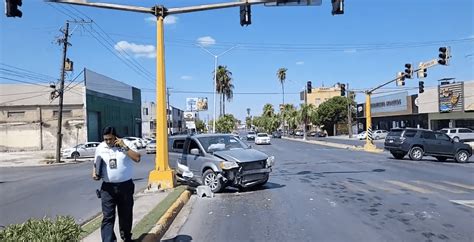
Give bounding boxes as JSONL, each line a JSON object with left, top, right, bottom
{"left": 305, "top": 85, "right": 342, "bottom": 108}
{"left": 0, "top": 84, "right": 86, "bottom": 151}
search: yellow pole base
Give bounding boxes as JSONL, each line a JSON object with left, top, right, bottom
{"left": 148, "top": 170, "right": 176, "bottom": 191}
{"left": 364, "top": 142, "right": 382, "bottom": 153}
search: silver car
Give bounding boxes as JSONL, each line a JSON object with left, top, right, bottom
{"left": 168, "top": 134, "right": 275, "bottom": 193}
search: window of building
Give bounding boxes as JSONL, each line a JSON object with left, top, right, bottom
{"left": 7, "top": 111, "right": 25, "bottom": 118}
{"left": 150, "top": 122, "right": 156, "bottom": 130}
{"left": 143, "top": 108, "right": 149, "bottom": 115}
{"left": 53, "top": 110, "right": 72, "bottom": 117}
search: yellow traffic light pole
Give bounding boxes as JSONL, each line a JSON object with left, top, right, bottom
{"left": 363, "top": 92, "right": 378, "bottom": 152}
{"left": 148, "top": 13, "right": 175, "bottom": 189}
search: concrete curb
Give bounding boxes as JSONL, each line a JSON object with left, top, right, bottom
{"left": 140, "top": 189, "right": 192, "bottom": 242}
{"left": 282, "top": 137, "right": 384, "bottom": 153}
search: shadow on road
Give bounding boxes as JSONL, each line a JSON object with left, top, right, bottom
{"left": 161, "top": 234, "right": 193, "bottom": 242}
{"left": 387, "top": 157, "right": 473, "bottom": 164}
{"left": 220, "top": 182, "right": 286, "bottom": 194}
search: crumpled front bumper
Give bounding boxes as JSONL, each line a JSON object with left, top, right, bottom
{"left": 221, "top": 167, "right": 271, "bottom": 187}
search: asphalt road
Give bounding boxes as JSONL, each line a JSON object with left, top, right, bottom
{"left": 165, "top": 138, "right": 474, "bottom": 242}
{"left": 0, "top": 150, "right": 155, "bottom": 227}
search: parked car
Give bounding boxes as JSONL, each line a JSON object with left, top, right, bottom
{"left": 440, "top": 128, "right": 474, "bottom": 142}
{"left": 373, "top": 130, "right": 389, "bottom": 140}
{"left": 295, "top": 130, "right": 304, "bottom": 136}
{"left": 168, "top": 134, "right": 275, "bottom": 192}
{"left": 146, "top": 139, "right": 156, "bottom": 154}
{"left": 62, "top": 142, "right": 100, "bottom": 159}
{"left": 272, "top": 131, "right": 282, "bottom": 138}
{"left": 357, "top": 131, "right": 367, "bottom": 140}
{"left": 246, "top": 131, "right": 257, "bottom": 141}
{"left": 123, "top": 137, "right": 143, "bottom": 149}
{"left": 255, "top": 133, "right": 271, "bottom": 145}
{"left": 384, "top": 128, "right": 472, "bottom": 163}
{"left": 310, "top": 131, "right": 326, "bottom": 137}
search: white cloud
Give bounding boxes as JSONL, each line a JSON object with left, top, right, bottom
{"left": 181, "top": 75, "right": 193, "bottom": 80}
{"left": 164, "top": 16, "right": 178, "bottom": 25}
{"left": 197, "top": 36, "right": 216, "bottom": 47}
{"left": 296, "top": 61, "right": 304, "bottom": 65}
{"left": 344, "top": 49, "right": 357, "bottom": 53}
{"left": 145, "top": 16, "right": 178, "bottom": 25}
{"left": 114, "top": 41, "right": 156, "bottom": 59}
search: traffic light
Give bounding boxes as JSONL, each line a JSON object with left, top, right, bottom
{"left": 5, "top": 0, "right": 22, "bottom": 18}
{"left": 396, "top": 72, "right": 405, "bottom": 86}
{"left": 240, "top": 5, "right": 251, "bottom": 26}
{"left": 417, "top": 68, "right": 427, "bottom": 79}
{"left": 340, "top": 83, "right": 346, "bottom": 96}
{"left": 438, "top": 46, "right": 450, "bottom": 65}
{"left": 404, "top": 63, "right": 413, "bottom": 79}
{"left": 331, "top": 0, "right": 344, "bottom": 15}
{"left": 306, "top": 81, "right": 312, "bottom": 93}
{"left": 418, "top": 81, "right": 425, "bottom": 93}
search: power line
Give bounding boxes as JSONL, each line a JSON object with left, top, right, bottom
{"left": 64, "top": 69, "right": 84, "bottom": 90}
{"left": 0, "top": 63, "right": 57, "bottom": 80}
{"left": 0, "top": 77, "right": 50, "bottom": 87}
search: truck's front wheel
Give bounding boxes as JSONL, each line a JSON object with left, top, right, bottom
{"left": 203, "top": 169, "right": 223, "bottom": 193}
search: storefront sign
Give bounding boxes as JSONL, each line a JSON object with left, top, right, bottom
{"left": 439, "top": 82, "right": 463, "bottom": 112}
{"left": 370, "top": 92, "right": 408, "bottom": 114}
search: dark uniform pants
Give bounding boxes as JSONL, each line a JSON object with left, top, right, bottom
{"left": 100, "top": 179, "right": 134, "bottom": 242}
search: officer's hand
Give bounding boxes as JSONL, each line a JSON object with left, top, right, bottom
{"left": 114, "top": 138, "right": 126, "bottom": 148}
{"left": 92, "top": 169, "right": 100, "bottom": 180}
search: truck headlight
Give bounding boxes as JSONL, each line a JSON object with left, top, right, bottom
{"left": 266, "top": 156, "right": 275, "bottom": 167}
{"left": 220, "top": 161, "right": 239, "bottom": 170}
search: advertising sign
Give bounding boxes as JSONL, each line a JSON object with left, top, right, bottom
{"left": 439, "top": 83, "right": 464, "bottom": 112}
{"left": 197, "top": 97, "right": 208, "bottom": 111}
{"left": 186, "top": 98, "right": 198, "bottom": 112}
{"left": 370, "top": 92, "right": 408, "bottom": 114}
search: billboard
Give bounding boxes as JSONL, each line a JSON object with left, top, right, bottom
{"left": 197, "top": 97, "right": 208, "bottom": 111}
{"left": 186, "top": 97, "right": 208, "bottom": 111}
{"left": 439, "top": 83, "right": 464, "bottom": 113}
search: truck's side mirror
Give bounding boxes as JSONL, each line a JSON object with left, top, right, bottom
{"left": 190, "top": 148, "right": 200, "bottom": 155}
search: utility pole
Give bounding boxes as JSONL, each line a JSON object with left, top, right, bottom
{"left": 347, "top": 83, "right": 353, "bottom": 138}
{"left": 166, "top": 87, "right": 171, "bottom": 135}
{"left": 55, "top": 22, "right": 70, "bottom": 164}
{"left": 303, "top": 87, "right": 307, "bottom": 141}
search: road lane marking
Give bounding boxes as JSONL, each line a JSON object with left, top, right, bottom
{"left": 340, "top": 181, "right": 370, "bottom": 193}
{"left": 365, "top": 181, "right": 404, "bottom": 194}
{"left": 386, "top": 180, "right": 433, "bottom": 194}
{"left": 450, "top": 200, "right": 474, "bottom": 208}
{"left": 413, "top": 180, "right": 468, "bottom": 194}
{"left": 441, "top": 181, "right": 474, "bottom": 190}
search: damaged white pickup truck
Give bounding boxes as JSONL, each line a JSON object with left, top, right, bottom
{"left": 168, "top": 134, "right": 275, "bottom": 193}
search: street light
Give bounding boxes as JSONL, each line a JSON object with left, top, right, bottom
{"left": 197, "top": 44, "right": 238, "bottom": 133}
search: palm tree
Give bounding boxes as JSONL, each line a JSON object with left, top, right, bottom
{"left": 214, "top": 65, "right": 233, "bottom": 116}
{"left": 276, "top": 68, "right": 288, "bottom": 133}
{"left": 298, "top": 103, "right": 316, "bottom": 140}
{"left": 262, "top": 103, "right": 274, "bottom": 117}
{"left": 276, "top": 68, "right": 287, "bottom": 105}
{"left": 281, "top": 104, "right": 295, "bottom": 135}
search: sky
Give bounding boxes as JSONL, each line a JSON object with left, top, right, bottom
{"left": 1, "top": 0, "right": 473, "bottom": 122}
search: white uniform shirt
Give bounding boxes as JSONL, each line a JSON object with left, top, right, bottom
{"left": 94, "top": 139, "right": 138, "bottom": 183}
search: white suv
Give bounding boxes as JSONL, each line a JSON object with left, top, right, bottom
{"left": 440, "top": 128, "right": 474, "bottom": 142}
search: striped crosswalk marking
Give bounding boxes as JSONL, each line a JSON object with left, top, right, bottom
{"left": 340, "top": 181, "right": 370, "bottom": 193}
{"left": 365, "top": 181, "right": 404, "bottom": 194}
{"left": 413, "top": 180, "right": 468, "bottom": 194}
{"left": 441, "top": 181, "right": 474, "bottom": 190}
{"left": 450, "top": 200, "right": 474, "bottom": 209}
{"left": 386, "top": 180, "right": 433, "bottom": 194}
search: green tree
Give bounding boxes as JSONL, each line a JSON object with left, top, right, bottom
{"left": 214, "top": 65, "right": 234, "bottom": 116}
{"left": 262, "top": 103, "right": 275, "bottom": 117}
{"left": 298, "top": 103, "right": 316, "bottom": 139}
{"left": 245, "top": 116, "right": 252, "bottom": 129}
{"left": 276, "top": 68, "right": 287, "bottom": 105}
{"left": 281, "top": 104, "right": 296, "bottom": 134}
{"left": 315, "top": 96, "right": 354, "bottom": 136}
{"left": 195, "top": 119, "right": 207, "bottom": 133}
{"left": 216, "top": 114, "right": 236, "bottom": 133}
